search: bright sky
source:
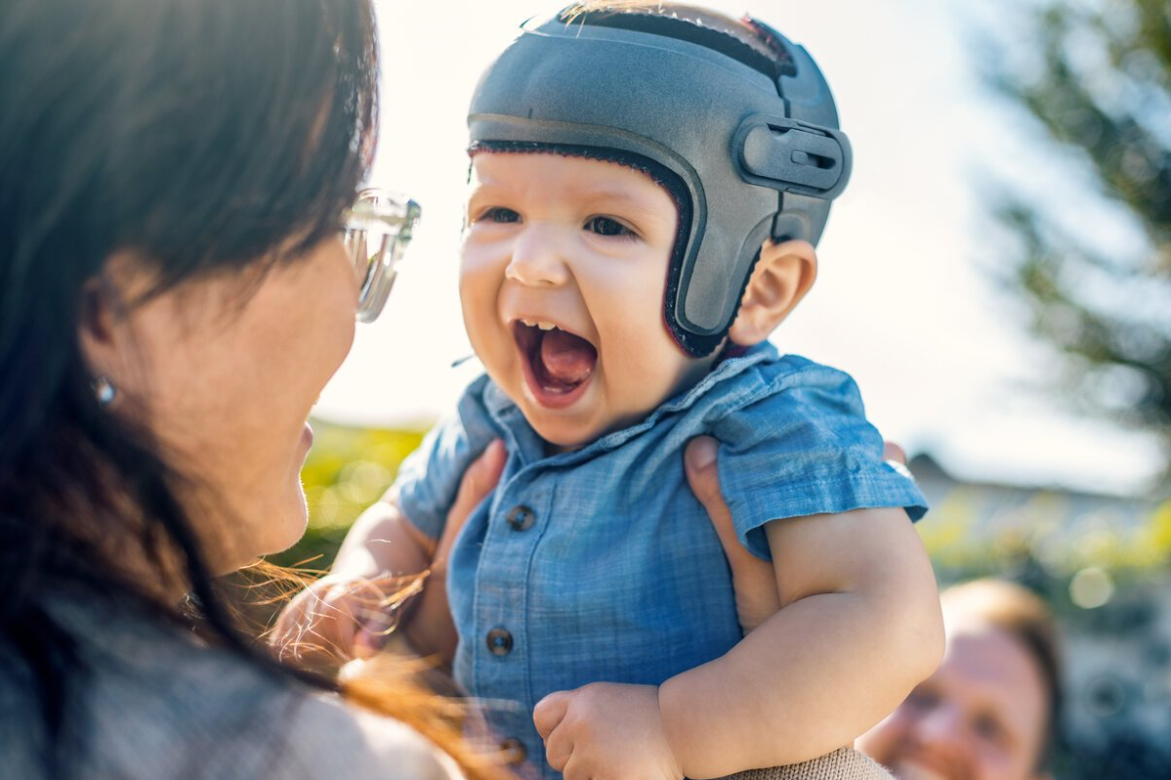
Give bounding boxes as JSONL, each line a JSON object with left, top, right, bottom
{"left": 315, "top": 0, "right": 1164, "bottom": 496}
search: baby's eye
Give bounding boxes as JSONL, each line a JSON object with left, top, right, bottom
{"left": 480, "top": 207, "right": 520, "bottom": 224}
{"left": 585, "top": 216, "right": 635, "bottom": 238}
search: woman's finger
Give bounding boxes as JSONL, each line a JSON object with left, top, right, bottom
{"left": 684, "top": 436, "right": 780, "bottom": 634}
{"left": 685, "top": 437, "right": 752, "bottom": 569}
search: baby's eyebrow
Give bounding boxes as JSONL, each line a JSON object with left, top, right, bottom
{"left": 578, "top": 187, "right": 673, "bottom": 224}
{"left": 465, "top": 183, "right": 504, "bottom": 208}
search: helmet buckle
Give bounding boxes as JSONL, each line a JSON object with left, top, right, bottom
{"left": 735, "top": 115, "right": 851, "bottom": 198}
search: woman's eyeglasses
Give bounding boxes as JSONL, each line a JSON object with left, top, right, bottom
{"left": 341, "top": 189, "right": 421, "bottom": 323}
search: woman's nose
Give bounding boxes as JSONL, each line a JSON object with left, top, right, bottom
{"left": 505, "top": 224, "right": 571, "bottom": 287}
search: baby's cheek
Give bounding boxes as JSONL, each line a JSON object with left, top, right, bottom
{"left": 458, "top": 256, "right": 499, "bottom": 321}
{"left": 604, "top": 335, "right": 684, "bottom": 411}
{"left": 457, "top": 256, "right": 488, "bottom": 296}
{"left": 458, "top": 238, "right": 504, "bottom": 285}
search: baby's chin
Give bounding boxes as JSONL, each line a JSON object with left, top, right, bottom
{"left": 527, "top": 406, "right": 651, "bottom": 455}
{"left": 530, "top": 417, "right": 606, "bottom": 454}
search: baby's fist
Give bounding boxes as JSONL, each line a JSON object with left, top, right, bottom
{"left": 534, "top": 682, "right": 683, "bottom": 780}
{"left": 271, "top": 572, "right": 421, "bottom": 671}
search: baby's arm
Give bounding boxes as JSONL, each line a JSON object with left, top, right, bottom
{"left": 657, "top": 505, "right": 944, "bottom": 777}
{"left": 534, "top": 442, "right": 942, "bottom": 780}
{"left": 331, "top": 496, "right": 433, "bottom": 578}
{"left": 332, "top": 495, "right": 451, "bottom": 657}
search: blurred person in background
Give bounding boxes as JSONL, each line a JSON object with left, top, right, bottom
{"left": 855, "top": 579, "right": 1061, "bottom": 780}
{"left": 0, "top": 1, "right": 508, "bottom": 778}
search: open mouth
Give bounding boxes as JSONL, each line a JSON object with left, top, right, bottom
{"left": 512, "top": 319, "right": 598, "bottom": 408}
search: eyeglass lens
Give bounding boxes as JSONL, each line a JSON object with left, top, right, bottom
{"left": 343, "top": 190, "right": 420, "bottom": 323}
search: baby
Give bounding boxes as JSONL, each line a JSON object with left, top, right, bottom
{"left": 282, "top": 4, "right": 944, "bottom": 779}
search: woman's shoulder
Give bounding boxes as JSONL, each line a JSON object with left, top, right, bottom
{"left": 280, "top": 694, "right": 464, "bottom": 780}
{"left": 36, "top": 595, "right": 462, "bottom": 780}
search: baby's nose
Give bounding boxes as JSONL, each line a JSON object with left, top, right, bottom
{"left": 505, "top": 224, "right": 572, "bottom": 287}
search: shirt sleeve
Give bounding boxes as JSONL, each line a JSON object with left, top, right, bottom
{"left": 391, "top": 376, "right": 499, "bottom": 540}
{"left": 711, "top": 362, "right": 927, "bottom": 560}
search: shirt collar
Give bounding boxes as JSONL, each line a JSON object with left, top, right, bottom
{"left": 481, "top": 342, "right": 778, "bottom": 467}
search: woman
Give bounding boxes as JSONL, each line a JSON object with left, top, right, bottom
{"left": 0, "top": 1, "right": 502, "bottom": 778}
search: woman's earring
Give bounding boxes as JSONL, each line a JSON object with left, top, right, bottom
{"left": 93, "top": 376, "right": 117, "bottom": 407}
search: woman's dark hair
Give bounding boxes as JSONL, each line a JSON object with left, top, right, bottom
{"left": 0, "top": 0, "right": 376, "bottom": 775}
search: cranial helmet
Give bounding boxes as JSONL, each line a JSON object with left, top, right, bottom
{"left": 468, "top": 5, "right": 852, "bottom": 357}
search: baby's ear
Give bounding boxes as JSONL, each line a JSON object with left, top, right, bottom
{"left": 727, "top": 239, "right": 817, "bottom": 346}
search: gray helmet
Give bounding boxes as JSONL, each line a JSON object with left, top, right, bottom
{"left": 468, "top": 7, "right": 851, "bottom": 357}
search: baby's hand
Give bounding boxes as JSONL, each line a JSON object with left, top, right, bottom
{"left": 534, "top": 682, "right": 683, "bottom": 780}
{"left": 270, "top": 570, "right": 423, "bottom": 672}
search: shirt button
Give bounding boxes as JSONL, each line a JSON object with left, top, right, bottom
{"left": 486, "top": 627, "right": 514, "bottom": 656}
{"left": 500, "top": 738, "right": 527, "bottom": 765}
{"left": 506, "top": 505, "right": 535, "bottom": 531}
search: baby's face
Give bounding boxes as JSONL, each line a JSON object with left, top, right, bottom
{"left": 460, "top": 152, "right": 714, "bottom": 449}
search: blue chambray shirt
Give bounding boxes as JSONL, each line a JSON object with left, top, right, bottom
{"left": 394, "top": 343, "right": 927, "bottom": 778}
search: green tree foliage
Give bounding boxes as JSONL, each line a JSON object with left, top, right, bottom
{"left": 985, "top": 0, "right": 1171, "bottom": 463}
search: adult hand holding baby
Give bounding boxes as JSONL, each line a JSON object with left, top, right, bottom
{"left": 684, "top": 437, "right": 912, "bottom": 636}
{"left": 684, "top": 436, "right": 782, "bottom": 635}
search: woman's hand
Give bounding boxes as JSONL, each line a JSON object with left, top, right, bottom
{"left": 684, "top": 436, "right": 910, "bottom": 635}
{"left": 272, "top": 440, "right": 507, "bottom": 670}
{"left": 683, "top": 436, "right": 779, "bottom": 634}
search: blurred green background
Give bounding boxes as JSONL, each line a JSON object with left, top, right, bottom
{"left": 268, "top": 423, "right": 424, "bottom": 571}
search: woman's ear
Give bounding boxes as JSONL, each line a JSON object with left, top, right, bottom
{"left": 77, "top": 253, "right": 144, "bottom": 396}
{"left": 727, "top": 239, "right": 817, "bottom": 346}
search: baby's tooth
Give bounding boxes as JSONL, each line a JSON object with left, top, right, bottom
{"left": 537, "top": 321, "right": 556, "bottom": 331}
{"left": 521, "top": 318, "right": 536, "bottom": 327}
